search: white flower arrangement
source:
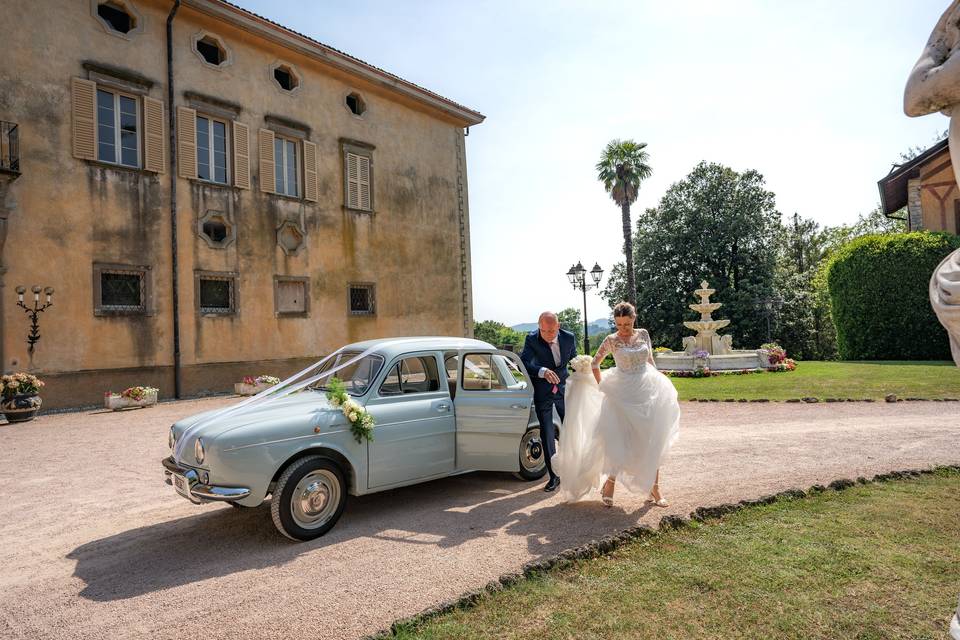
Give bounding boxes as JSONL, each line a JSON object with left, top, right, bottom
{"left": 324, "top": 377, "right": 375, "bottom": 443}
{"left": 569, "top": 354, "right": 594, "bottom": 374}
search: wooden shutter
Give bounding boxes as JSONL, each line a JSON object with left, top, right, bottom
{"left": 232, "top": 121, "right": 250, "bottom": 189}
{"left": 346, "top": 152, "right": 359, "bottom": 209}
{"left": 259, "top": 128, "right": 275, "bottom": 193}
{"left": 176, "top": 106, "right": 197, "bottom": 179}
{"left": 358, "top": 155, "right": 371, "bottom": 211}
{"left": 302, "top": 140, "right": 318, "bottom": 202}
{"left": 71, "top": 78, "right": 97, "bottom": 160}
{"left": 143, "top": 96, "right": 165, "bottom": 173}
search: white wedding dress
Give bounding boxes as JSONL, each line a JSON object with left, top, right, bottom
{"left": 551, "top": 329, "right": 680, "bottom": 502}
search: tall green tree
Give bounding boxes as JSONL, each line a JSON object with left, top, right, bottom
{"left": 602, "top": 162, "right": 781, "bottom": 350}
{"left": 556, "top": 307, "right": 584, "bottom": 353}
{"left": 596, "top": 139, "right": 653, "bottom": 311}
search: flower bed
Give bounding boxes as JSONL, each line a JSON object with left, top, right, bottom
{"left": 664, "top": 359, "right": 797, "bottom": 378}
{"left": 234, "top": 375, "right": 280, "bottom": 396}
{"left": 105, "top": 386, "right": 158, "bottom": 410}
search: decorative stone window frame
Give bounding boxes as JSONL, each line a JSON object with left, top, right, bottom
{"left": 273, "top": 276, "right": 310, "bottom": 317}
{"left": 348, "top": 282, "right": 376, "bottom": 316}
{"left": 195, "top": 270, "right": 238, "bottom": 316}
{"left": 340, "top": 138, "right": 375, "bottom": 214}
{"left": 90, "top": 0, "right": 144, "bottom": 40}
{"left": 197, "top": 209, "right": 235, "bottom": 249}
{"left": 276, "top": 220, "right": 306, "bottom": 256}
{"left": 343, "top": 90, "right": 368, "bottom": 119}
{"left": 92, "top": 262, "right": 153, "bottom": 316}
{"left": 191, "top": 31, "right": 233, "bottom": 70}
{"left": 269, "top": 60, "right": 302, "bottom": 96}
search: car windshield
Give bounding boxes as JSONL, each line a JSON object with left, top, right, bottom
{"left": 310, "top": 352, "right": 383, "bottom": 396}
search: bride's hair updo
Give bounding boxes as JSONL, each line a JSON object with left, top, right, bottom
{"left": 613, "top": 301, "right": 636, "bottom": 318}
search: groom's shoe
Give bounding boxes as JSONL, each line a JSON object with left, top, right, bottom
{"left": 544, "top": 476, "right": 561, "bottom": 492}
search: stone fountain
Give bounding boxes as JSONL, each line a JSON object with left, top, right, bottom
{"left": 653, "top": 281, "right": 771, "bottom": 371}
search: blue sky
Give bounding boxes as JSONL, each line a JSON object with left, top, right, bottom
{"left": 242, "top": 1, "right": 950, "bottom": 325}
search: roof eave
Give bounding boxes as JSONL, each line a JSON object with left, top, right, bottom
{"left": 183, "top": 0, "right": 486, "bottom": 127}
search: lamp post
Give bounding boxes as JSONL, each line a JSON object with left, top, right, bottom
{"left": 16, "top": 284, "right": 54, "bottom": 356}
{"left": 566, "top": 261, "right": 604, "bottom": 354}
{"left": 755, "top": 296, "right": 784, "bottom": 343}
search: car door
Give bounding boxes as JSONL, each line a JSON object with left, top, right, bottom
{"left": 454, "top": 349, "right": 534, "bottom": 472}
{"left": 364, "top": 352, "right": 455, "bottom": 488}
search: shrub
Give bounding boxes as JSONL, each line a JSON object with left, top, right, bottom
{"left": 825, "top": 232, "right": 960, "bottom": 360}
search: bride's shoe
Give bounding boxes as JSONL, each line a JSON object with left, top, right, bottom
{"left": 647, "top": 485, "right": 669, "bottom": 508}
{"left": 600, "top": 479, "right": 615, "bottom": 507}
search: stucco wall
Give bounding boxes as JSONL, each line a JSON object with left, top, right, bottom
{"left": 918, "top": 155, "right": 960, "bottom": 233}
{"left": 0, "top": 0, "right": 476, "bottom": 408}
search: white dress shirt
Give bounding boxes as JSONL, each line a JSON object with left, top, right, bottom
{"left": 538, "top": 336, "right": 561, "bottom": 378}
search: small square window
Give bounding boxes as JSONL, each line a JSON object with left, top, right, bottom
{"left": 93, "top": 263, "right": 151, "bottom": 316}
{"left": 196, "top": 271, "right": 237, "bottom": 315}
{"left": 349, "top": 284, "right": 375, "bottom": 316}
{"left": 274, "top": 276, "right": 309, "bottom": 316}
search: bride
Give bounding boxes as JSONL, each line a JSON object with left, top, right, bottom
{"left": 551, "top": 301, "right": 680, "bottom": 507}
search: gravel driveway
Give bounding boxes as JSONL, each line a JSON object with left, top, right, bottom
{"left": 0, "top": 398, "right": 956, "bottom": 639}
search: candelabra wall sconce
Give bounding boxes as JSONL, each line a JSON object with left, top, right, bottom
{"left": 16, "top": 285, "right": 54, "bottom": 356}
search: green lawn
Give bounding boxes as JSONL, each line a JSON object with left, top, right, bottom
{"left": 668, "top": 361, "right": 960, "bottom": 400}
{"left": 391, "top": 470, "right": 960, "bottom": 640}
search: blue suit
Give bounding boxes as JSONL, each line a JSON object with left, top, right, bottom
{"left": 520, "top": 328, "right": 577, "bottom": 480}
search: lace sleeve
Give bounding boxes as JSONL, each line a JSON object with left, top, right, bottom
{"left": 591, "top": 334, "right": 612, "bottom": 369}
{"left": 640, "top": 329, "right": 656, "bottom": 367}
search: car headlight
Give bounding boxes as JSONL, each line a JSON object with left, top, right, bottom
{"left": 168, "top": 426, "right": 175, "bottom": 450}
{"left": 195, "top": 438, "right": 205, "bottom": 465}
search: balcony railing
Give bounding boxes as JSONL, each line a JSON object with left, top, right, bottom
{"left": 0, "top": 121, "right": 19, "bottom": 174}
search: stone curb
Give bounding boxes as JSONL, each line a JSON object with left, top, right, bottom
{"left": 363, "top": 464, "right": 960, "bottom": 640}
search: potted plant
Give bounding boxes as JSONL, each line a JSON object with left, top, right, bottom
{"left": 104, "top": 386, "right": 159, "bottom": 410}
{"left": 234, "top": 375, "right": 280, "bottom": 396}
{"left": 1, "top": 372, "right": 45, "bottom": 423}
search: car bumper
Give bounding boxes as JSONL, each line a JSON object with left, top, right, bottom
{"left": 162, "top": 456, "right": 251, "bottom": 504}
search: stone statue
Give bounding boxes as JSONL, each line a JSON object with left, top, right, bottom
{"left": 682, "top": 336, "right": 697, "bottom": 354}
{"left": 905, "top": 0, "right": 960, "bottom": 366}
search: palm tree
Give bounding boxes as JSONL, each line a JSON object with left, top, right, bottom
{"left": 596, "top": 139, "right": 652, "bottom": 311}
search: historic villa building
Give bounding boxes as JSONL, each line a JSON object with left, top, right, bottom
{"left": 879, "top": 138, "right": 960, "bottom": 233}
{"left": 0, "top": 0, "right": 484, "bottom": 409}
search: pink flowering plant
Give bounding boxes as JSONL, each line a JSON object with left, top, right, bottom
{"left": 242, "top": 375, "right": 280, "bottom": 386}
{"left": 105, "top": 386, "right": 158, "bottom": 401}
{"left": 1, "top": 373, "right": 45, "bottom": 401}
{"left": 761, "top": 343, "right": 787, "bottom": 365}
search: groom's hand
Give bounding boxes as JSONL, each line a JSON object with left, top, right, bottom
{"left": 543, "top": 369, "right": 560, "bottom": 385}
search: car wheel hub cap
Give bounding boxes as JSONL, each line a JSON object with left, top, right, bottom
{"left": 292, "top": 470, "right": 340, "bottom": 529}
{"left": 521, "top": 430, "right": 545, "bottom": 472}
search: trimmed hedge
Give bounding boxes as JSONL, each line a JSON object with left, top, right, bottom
{"left": 825, "top": 232, "right": 960, "bottom": 360}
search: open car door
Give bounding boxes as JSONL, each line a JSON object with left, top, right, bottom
{"left": 454, "top": 349, "right": 534, "bottom": 472}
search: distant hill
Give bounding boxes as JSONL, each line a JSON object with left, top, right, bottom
{"left": 512, "top": 319, "right": 611, "bottom": 336}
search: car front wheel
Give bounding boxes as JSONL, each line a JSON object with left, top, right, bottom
{"left": 515, "top": 425, "right": 549, "bottom": 481}
{"left": 271, "top": 456, "right": 347, "bottom": 541}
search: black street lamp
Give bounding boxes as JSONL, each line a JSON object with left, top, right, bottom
{"left": 566, "top": 261, "right": 604, "bottom": 354}
{"left": 16, "top": 285, "right": 54, "bottom": 356}
{"left": 754, "top": 296, "right": 784, "bottom": 343}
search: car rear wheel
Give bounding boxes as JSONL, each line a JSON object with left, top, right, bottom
{"left": 271, "top": 456, "right": 347, "bottom": 541}
{"left": 515, "top": 425, "right": 550, "bottom": 481}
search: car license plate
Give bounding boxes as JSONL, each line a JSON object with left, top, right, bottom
{"left": 173, "top": 473, "right": 191, "bottom": 499}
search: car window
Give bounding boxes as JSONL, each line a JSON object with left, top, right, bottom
{"left": 461, "top": 353, "right": 514, "bottom": 391}
{"left": 379, "top": 355, "right": 440, "bottom": 396}
{"left": 312, "top": 352, "right": 384, "bottom": 396}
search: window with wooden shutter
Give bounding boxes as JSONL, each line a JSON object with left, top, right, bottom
{"left": 303, "top": 140, "right": 318, "bottom": 202}
{"left": 177, "top": 106, "right": 197, "bottom": 179}
{"left": 143, "top": 96, "right": 164, "bottom": 173}
{"left": 343, "top": 145, "right": 373, "bottom": 212}
{"left": 233, "top": 121, "right": 250, "bottom": 189}
{"left": 357, "top": 155, "right": 371, "bottom": 211}
{"left": 258, "top": 128, "right": 275, "bottom": 193}
{"left": 71, "top": 78, "right": 97, "bottom": 160}
{"left": 346, "top": 152, "right": 359, "bottom": 209}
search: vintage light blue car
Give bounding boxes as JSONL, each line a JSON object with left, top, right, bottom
{"left": 162, "top": 337, "right": 556, "bottom": 540}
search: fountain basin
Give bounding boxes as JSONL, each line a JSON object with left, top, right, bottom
{"left": 654, "top": 349, "right": 771, "bottom": 371}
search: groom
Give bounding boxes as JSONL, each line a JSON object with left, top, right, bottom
{"left": 520, "top": 311, "right": 577, "bottom": 492}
